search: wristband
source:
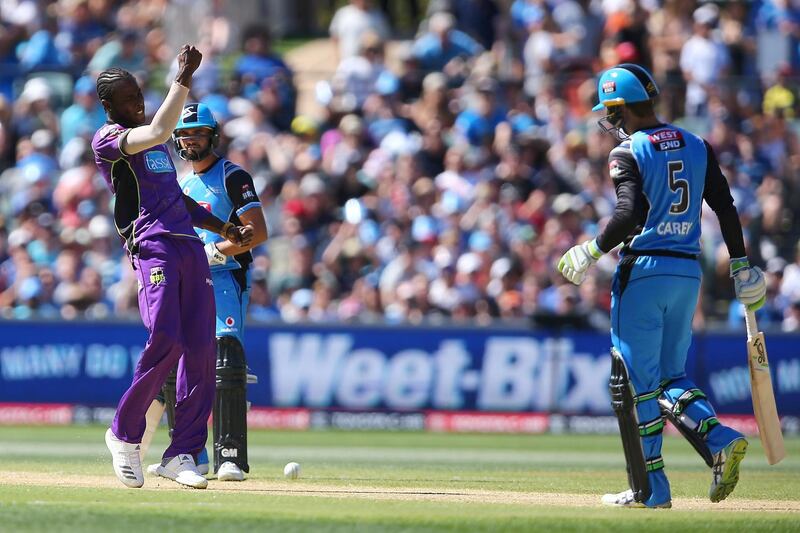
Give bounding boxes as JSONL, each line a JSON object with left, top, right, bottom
{"left": 729, "top": 256, "right": 750, "bottom": 278}
{"left": 586, "top": 239, "right": 603, "bottom": 260}
{"left": 219, "top": 222, "right": 234, "bottom": 238}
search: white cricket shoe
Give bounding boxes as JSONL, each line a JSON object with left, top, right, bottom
{"left": 217, "top": 461, "right": 245, "bottom": 481}
{"left": 148, "top": 450, "right": 208, "bottom": 476}
{"left": 710, "top": 438, "right": 748, "bottom": 503}
{"left": 601, "top": 489, "right": 671, "bottom": 509}
{"left": 153, "top": 454, "right": 208, "bottom": 489}
{"left": 105, "top": 428, "right": 144, "bottom": 488}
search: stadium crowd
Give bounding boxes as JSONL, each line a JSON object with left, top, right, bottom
{"left": 1, "top": 0, "right": 800, "bottom": 331}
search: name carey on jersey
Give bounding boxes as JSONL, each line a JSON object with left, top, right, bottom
{"left": 649, "top": 129, "right": 685, "bottom": 151}
{"left": 657, "top": 221, "right": 693, "bottom": 235}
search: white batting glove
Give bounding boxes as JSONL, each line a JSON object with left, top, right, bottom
{"left": 731, "top": 257, "right": 766, "bottom": 311}
{"left": 204, "top": 242, "right": 226, "bottom": 266}
{"left": 558, "top": 239, "right": 603, "bottom": 285}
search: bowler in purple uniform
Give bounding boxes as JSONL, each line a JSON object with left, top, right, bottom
{"left": 91, "top": 45, "right": 253, "bottom": 489}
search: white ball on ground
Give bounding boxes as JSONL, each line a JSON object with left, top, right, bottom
{"left": 283, "top": 461, "right": 301, "bottom": 479}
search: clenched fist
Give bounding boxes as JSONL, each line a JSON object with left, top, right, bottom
{"left": 224, "top": 224, "right": 254, "bottom": 247}
{"left": 175, "top": 45, "right": 202, "bottom": 86}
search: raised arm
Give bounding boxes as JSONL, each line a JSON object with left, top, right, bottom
{"left": 121, "top": 45, "right": 202, "bottom": 155}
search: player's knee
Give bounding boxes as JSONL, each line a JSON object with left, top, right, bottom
{"left": 148, "top": 329, "right": 184, "bottom": 356}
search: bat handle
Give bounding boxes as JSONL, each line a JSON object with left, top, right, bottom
{"left": 744, "top": 307, "right": 759, "bottom": 341}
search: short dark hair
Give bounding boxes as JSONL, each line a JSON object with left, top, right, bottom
{"left": 96, "top": 67, "right": 136, "bottom": 101}
{"left": 627, "top": 99, "right": 655, "bottom": 118}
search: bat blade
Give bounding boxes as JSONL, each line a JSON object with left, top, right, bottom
{"left": 747, "top": 331, "right": 786, "bottom": 465}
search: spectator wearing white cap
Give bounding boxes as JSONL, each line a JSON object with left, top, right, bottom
{"left": 14, "top": 77, "right": 59, "bottom": 138}
{"left": 680, "top": 3, "right": 730, "bottom": 116}
{"left": 333, "top": 31, "right": 388, "bottom": 110}
{"left": 329, "top": 0, "right": 390, "bottom": 63}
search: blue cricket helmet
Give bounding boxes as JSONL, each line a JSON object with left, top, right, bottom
{"left": 175, "top": 102, "right": 218, "bottom": 130}
{"left": 592, "top": 64, "right": 659, "bottom": 112}
{"left": 173, "top": 103, "right": 220, "bottom": 161}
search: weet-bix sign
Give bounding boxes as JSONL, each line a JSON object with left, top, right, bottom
{"left": 0, "top": 321, "right": 797, "bottom": 418}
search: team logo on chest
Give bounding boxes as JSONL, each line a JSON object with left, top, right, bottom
{"left": 144, "top": 150, "right": 174, "bottom": 173}
{"left": 149, "top": 266, "right": 166, "bottom": 286}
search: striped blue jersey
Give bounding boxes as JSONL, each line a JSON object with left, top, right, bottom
{"left": 178, "top": 158, "right": 261, "bottom": 272}
{"left": 624, "top": 126, "right": 707, "bottom": 255}
{"left": 597, "top": 123, "right": 736, "bottom": 257}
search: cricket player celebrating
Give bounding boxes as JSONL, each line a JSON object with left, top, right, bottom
{"left": 93, "top": 45, "right": 253, "bottom": 489}
{"left": 557, "top": 64, "right": 767, "bottom": 508}
{"left": 142, "top": 103, "right": 268, "bottom": 482}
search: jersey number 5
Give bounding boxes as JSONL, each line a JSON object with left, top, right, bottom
{"left": 667, "top": 160, "right": 689, "bottom": 215}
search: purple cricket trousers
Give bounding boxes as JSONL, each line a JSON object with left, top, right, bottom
{"left": 111, "top": 235, "right": 216, "bottom": 459}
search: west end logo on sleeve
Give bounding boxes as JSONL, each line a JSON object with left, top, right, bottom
{"left": 144, "top": 150, "right": 175, "bottom": 173}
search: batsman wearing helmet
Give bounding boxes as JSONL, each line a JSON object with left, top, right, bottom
{"left": 141, "top": 103, "right": 268, "bottom": 482}
{"left": 558, "top": 64, "right": 767, "bottom": 508}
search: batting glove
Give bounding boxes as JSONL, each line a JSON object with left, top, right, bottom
{"left": 731, "top": 257, "right": 766, "bottom": 311}
{"left": 204, "top": 242, "right": 226, "bottom": 266}
{"left": 558, "top": 239, "right": 603, "bottom": 285}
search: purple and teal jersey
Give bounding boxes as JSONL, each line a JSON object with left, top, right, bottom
{"left": 91, "top": 122, "right": 199, "bottom": 251}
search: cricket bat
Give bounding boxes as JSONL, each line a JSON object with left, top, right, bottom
{"left": 744, "top": 309, "right": 786, "bottom": 465}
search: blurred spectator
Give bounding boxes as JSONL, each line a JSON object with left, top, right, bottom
{"left": 454, "top": 77, "right": 507, "bottom": 147}
{"left": 333, "top": 31, "right": 388, "bottom": 110}
{"left": 59, "top": 75, "right": 105, "bottom": 146}
{"left": 88, "top": 29, "right": 145, "bottom": 75}
{"left": 13, "top": 77, "right": 59, "bottom": 138}
{"left": 413, "top": 11, "right": 483, "bottom": 73}
{"left": 680, "top": 4, "right": 730, "bottom": 116}
{"left": 330, "top": 0, "right": 391, "bottom": 62}
{"left": 0, "top": 0, "right": 793, "bottom": 330}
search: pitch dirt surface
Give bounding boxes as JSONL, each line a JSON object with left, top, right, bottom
{"left": 1, "top": 427, "right": 798, "bottom": 531}
{"left": 3, "top": 471, "right": 800, "bottom": 512}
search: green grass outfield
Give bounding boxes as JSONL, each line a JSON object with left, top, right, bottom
{"left": 0, "top": 426, "right": 798, "bottom": 532}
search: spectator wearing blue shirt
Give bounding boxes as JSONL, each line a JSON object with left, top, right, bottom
{"left": 87, "top": 30, "right": 145, "bottom": 77}
{"left": 454, "top": 77, "right": 507, "bottom": 147}
{"left": 235, "top": 25, "right": 295, "bottom": 125}
{"left": 451, "top": 0, "right": 501, "bottom": 50}
{"left": 413, "top": 11, "right": 483, "bottom": 73}
{"left": 57, "top": 1, "right": 108, "bottom": 69}
{"left": 59, "top": 75, "right": 105, "bottom": 146}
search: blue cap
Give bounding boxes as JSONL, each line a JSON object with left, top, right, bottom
{"left": 411, "top": 215, "right": 438, "bottom": 243}
{"left": 175, "top": 103, "right": 218, "bottom": 131}
{"left": 375, "top": 71, "right": 399, "bottom": 96}
{"left": 592, "top": 64, "right": 659, "bottom": 112}
{"left": 469, "top": 231, "right": 492, "bottom": 252}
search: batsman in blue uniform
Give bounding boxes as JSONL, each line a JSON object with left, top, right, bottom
{"left": 142, "top": 103, "right": 268, "bottom": 482}
{"left": 558, "top": 64, "right": 767, "bottom": 508}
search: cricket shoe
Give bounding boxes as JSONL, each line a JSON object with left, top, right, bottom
{"left": 147, "top": 448, "right": 209, "bottom": 476}
{"left": 709, "top": 438, "right": 748, "bottom": 503}
{"left": 105, "top": 428, "right": 144, "bottom": 488}
{"left": 217, "top": 461, "right": 245, "bottom": 481}
{"left": 153, "top": 454, "right": 208, "bottom": 489}
{"left": 601, "top": 489, "right": 672, "bottom": 509}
